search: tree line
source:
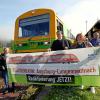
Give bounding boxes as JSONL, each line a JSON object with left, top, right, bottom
{"left": 0, "top": 40, "right": 13, "bottom": 52}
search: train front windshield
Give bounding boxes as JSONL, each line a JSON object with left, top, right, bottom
{"left": 19, "top": 14, "right": 50, "bottom": 37}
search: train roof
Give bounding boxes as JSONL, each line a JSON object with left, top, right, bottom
{"left": 86, "top": 20, "right": 100, "bottom": 37}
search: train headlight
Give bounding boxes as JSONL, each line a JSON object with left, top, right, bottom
{"left": 18, "top": 44, "right": 22, "bottom": 46}
{"left": 44, "top": 42, "right": 50, "bottom": 45}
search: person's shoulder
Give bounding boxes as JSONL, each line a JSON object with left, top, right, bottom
{"left": 0, "top": 52, "right": 6, "bottom": 58}
{"left": 0, "top": 53, "right": 4, "bottom": 59}
{"left": 0, "top": 52, "right": 3, "bottom": 56}
{"left": 53, "top": 39, "right": 58, "bottom": 43}
{"left": 91, "top": 38, "right": 96, "bottom": 41}
{"left": 1, "top": 52, "right": 4, "bottom": 55}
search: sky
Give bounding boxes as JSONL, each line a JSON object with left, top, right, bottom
{"left": 0, "top": 0, "right": 100, "bottom": 40}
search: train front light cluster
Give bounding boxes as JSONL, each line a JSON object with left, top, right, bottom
{"left": 44, "top": 42, "right": 49, "bottom": 45}
{"left": 18, "top": 43, "right": 22, "bottom": 46}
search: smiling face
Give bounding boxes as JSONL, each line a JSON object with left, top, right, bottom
{"left": 76, "top": 33, "right": 85, "bottom": 43}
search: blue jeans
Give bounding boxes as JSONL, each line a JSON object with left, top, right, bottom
{"left": 2, "top": 70, "right": 9, "bottom": 89}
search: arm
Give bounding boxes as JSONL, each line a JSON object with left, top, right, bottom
{"left": 51, "top": 41, "right": 56, "bottom": 51}
{"left": 64, "top": 39, "right": 71, "bottom": 49}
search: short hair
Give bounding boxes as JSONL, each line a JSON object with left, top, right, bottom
{"left": 57, "top": 31, "right": 62, "bottom": 35}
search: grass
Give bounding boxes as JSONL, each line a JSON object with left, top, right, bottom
{"left": 0, "top": 48, "right": 3, "bottom": 53}
{"left": 10, "top": 85, "right": 100, "bottom": 100}
{"left": 41, "top": 86, "right": 100, "bottom": 100}
{"left": 16, "top": 85, "right": 43, "bottom": 100}
{"left": 1, "top": 83, "right": 100, "bottom": 100}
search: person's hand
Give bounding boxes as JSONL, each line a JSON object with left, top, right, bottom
{"left": 65, "top": 47, "right": 68, "bottom": 50}
{"left": 48, "top": 48, "right": 51, "bottom": 52}
{"left": 2, "top": 66, "right": 5, "bottom": 70}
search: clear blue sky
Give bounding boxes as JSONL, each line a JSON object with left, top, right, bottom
{"left": 0, "top": 0, "right": 100, "bottom": 40}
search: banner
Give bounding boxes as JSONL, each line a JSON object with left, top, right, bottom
{"left": 6, "top": 47, "right": 100, "bottom": 85}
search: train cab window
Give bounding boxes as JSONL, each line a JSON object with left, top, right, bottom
{"left": 57, "top": 20, "right": 63, "bottom": 34}
{"left": 19, "top": 14, "right": 50, "bottom": 38}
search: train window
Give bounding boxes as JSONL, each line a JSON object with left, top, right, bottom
{"left": 57, "top": 20, "right": 63, "bottom": 34}
{"left": 19, "top": 14, "right": 50, "bottom": 37}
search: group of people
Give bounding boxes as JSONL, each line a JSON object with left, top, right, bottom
{"left": 0, "top": 31, "right": 99, "bottom": 94}
{"left": 51, "top": 31, "right": 100, "bottom": 51}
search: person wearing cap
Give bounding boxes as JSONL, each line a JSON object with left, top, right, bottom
{"left": 51, "top": 31, "right": 70, "bottom": 51}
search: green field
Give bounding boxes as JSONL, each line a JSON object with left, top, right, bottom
{"left": 15, "top": 86, "right": 100, "bottom": 100}
{"left": 41, "top": 86, "right": 100, "bottom": 100}
{"left": 0, "top": 48, "right": 3, "bottom": 52}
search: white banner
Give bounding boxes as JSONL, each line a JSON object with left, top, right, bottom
{"left": 7, "top": 47, "right": 100, "bottom": 75}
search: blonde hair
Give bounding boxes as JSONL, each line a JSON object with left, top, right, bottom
{"left": 3, "top": 47, "right": 10, "bottom": 54}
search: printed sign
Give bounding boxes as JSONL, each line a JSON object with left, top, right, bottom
{"left": 27, "top": 75, "right": 74, "bottom": 84}
{"left": 6, "top": 47, "right": 100, "bottom": 85}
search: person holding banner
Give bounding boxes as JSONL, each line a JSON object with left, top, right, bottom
{"left": 72, "top": 33, "right": 92, "bottom": 48}
{"left": 75, "top": 33, "right": 86, "bottom": 48}
{"left": 51, "top": 31, "right": 70, "bottom": 51}
{"left": 84, "top": 37, "right": 93, "bottom": 47}
{"left": 0, "top": 48, "right": 9, "bottom": 94}
{"left": 0, "top": 48, "right": 15, "bottom": 94}
{"left": 90, "top": 32, "right": 100, "bottom": 46}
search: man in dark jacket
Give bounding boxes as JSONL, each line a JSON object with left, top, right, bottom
{"left": 0, "top": 48, "right": 9, "bottom": 94}
{"left": 51, "top": 31, "right": 70, "bottom": 51}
